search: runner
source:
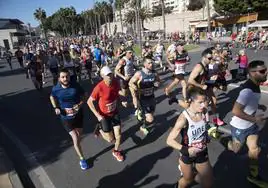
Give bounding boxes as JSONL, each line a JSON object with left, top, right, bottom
{"left": 153, "top": 40, "right": 166, "bottom": 71}
{"left": 87, "top": 66, "right": 124, "bottom": 162}
{"left": 128, "top": 58, "right": 160, "bottom": 135}
{"left": 114, "top": 47, "right": 136, "bottom": 108}
{"left": 187, "top": 48, "right": 224, "bottom": 126}
{"left": 63, "top": 50, "right": 77, "bottom": 83}
{"left": 4, "top": 49, "right": 12, "bottom": 70}
{"left": 105, "top": 41, "right": 114, "bottom": 65}
{"left": 228, "top": 60, "right": 268, "bottom": 187}
{"left": 47, "top": 50, "right": 59, "bottom": 86}
{"left": 81, "top": 47, "right": 93, "bottom": 83}
{"left": 166, "top": 87, "right": 213, "bottom": 188}
{"left": 50, "top": 68, "right": 89, "bottom": 170}
{"left": 15, "top": 47, "right": 24, "bottom": 68}
{"left": 93, "top": 43, "right": 104, "bottom": 75}
{"left": 165, "top": 42, "right": 189, "bottom": 106}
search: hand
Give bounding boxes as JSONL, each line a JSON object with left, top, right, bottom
{"left": 55, "top": 108, "right": 61, "bottom": 115}
{"left": 124, "top": 76, "right": 130, "bottom": 81}
{"left": 202, "top": 84, "right": 208, "bottom": 90}
{"left": 188, "top": 147, "right": 202, "bottom": 157}
{"left": 258, "top": 104, "right": 267, "bottom": 112}
{"left": 255, "top": 114, "right": 267, "bottom": 124}
{"left": 73, "top": 104, "right": 81, "bottom": 112}
{"left": 97, "top": 115, "right": 103, "bottom": 122}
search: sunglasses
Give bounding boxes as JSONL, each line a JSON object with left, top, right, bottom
{"left": 207, "top": 57, "right": 213, "bottom": 60}
{"left": 251, "top": 69, "right": 267, "bottom": 74}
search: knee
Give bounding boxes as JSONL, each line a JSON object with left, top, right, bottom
{"left": 146, "top": 115, "right": 154, "bottom": 124}
{"left": 179, "top": 176, "right": 194, "bottom": 187}
{"left": 248, "top": 146, "right": 261, "bottom": 159}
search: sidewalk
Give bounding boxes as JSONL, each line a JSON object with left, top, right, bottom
{"left": 0, "top": 147, "right": 23, "bottom": 188}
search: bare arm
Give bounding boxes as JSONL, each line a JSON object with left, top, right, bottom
{"left": 166, "top": 113, "right": 187, "bottom": 150}
{"left": 232, "top": 102, "right": 259, "bottom": 123}
{"left": 129, "top": 71, "right": 141, "bottom": 91}
{"left": 115, "top": 60, "right": 126, "bottom": 80}
{"left": 188, "top": 64, "right": 205, "bottom": 89}
{"left": 50, "top": 95, "right": 59, "bottom": 109}
{"left": 87, "top": 97, "right": 103, "bottom": 121}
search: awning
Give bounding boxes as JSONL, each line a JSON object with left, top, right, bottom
{"left": 248, "top": 20, "right": 268, "bottom": 28}
{"left": 195, "top": 21, "right": 208, "bottom": 28}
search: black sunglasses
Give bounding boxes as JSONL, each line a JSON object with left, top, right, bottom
{"left": 207, "top": 57, "right": 213, "bottom": 60}
{"left": 251, "top": 69, "right": 267, "bottom": 74}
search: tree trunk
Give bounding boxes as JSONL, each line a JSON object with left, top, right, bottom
{"left": 89, "top": 17, "right": 93, "bottom": 35}
{"left": 161, "top": 0, "right": 166, "bottom": 39}
{"left": 98, "top": 14, "right": 101, "bottom": 35}
{"left": 108, "top": 16, "right": 111, "bottom": 36}
{"left": 104, "top": 14, "right": 108, "bottom": 36}
{"left": 119, "top": 8, "right": 123, "bottom": 33}
{"left": 94, "top": 13, "right": 98, "bottom": 35}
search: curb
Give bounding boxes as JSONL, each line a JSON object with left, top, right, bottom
{"left": 0, "top": 147, "right": 23, "bottom": 188}
{"left": 228, "top": 83, "right": 268, "bottom": 94}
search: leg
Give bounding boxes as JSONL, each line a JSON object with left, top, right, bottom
{"left": 113, "top": 126, "right": 122, "bottom": 151}
{"left": 178, "top": 158, "right": 194, "bottom": 188}
{"left": 69, "top": 130, "right": 84, "bottom": 159}
{"left": 228, "top": 138, "right": 242, "bottom": 153}
{"left": 180, "top": 79, "right": 187, "bottom": 100}
{"left": 246, "top": 134, "right": 260, "bottom": 162}
{"left": 165, "top": 78, "right": 179, "bottom": 96}
{"left": 195, "top": 161, "right": 213, "bottom": 188}
{"left": 99, "top": 118, "right": 115, "bottom": 143}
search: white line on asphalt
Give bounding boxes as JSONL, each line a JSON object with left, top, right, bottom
{"left": 0, "top": 124, "right": 56, "bottom": 188}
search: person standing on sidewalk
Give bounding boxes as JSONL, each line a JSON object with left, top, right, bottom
{"left": 228, "top": 60, "right": 268, "bottom": 187}
{"left": 50, "top": 68, "right": 89, "bottom": 170}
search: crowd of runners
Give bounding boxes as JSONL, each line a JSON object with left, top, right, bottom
{"left": 3, "top": 36, "right": 268, "bottom": 188}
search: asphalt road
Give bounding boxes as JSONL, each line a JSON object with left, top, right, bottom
{"left": 0, "top": 47, "right": 268, "bottom": 188}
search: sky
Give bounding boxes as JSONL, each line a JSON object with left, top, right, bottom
{"left": 0, "top": 0, "right": 95, "bottom": 27}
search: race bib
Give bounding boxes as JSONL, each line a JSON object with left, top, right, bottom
{"left": 142, "top": 88, "right": 154, "bottom": 96}
{"left": 106, "top": 100, "right": 117, "bottom": 113}
{"left": 174, "top": 64, "right": 185, "bottom": 75}
{"left": 189, "top": 139, "right": 207, "bottom": 150}
{"left": 64, "top": 108, "right": 77, "bottom": 117}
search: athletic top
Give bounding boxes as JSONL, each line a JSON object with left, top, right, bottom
{"left": 155, "top": 44, "right": 164, "bottom": 56}
{"left": 181, "top": 110, "right": 208, "bottom": 150}
{"left": 137, "top": 68, "right": 156, "bottom": 99}
{"left": 93, "top": 47, "right": 102, "bottom": 61}
{"left": 174, "top": 51, "right": 188, "bottom": 75}
{"left": 230, "top": 79, "right": 261, "bottom": 129}
{"left": 51, "top": 82, "right": 85, "bottom": 120}
{"left": 121, "top": 57, "right": 135, "bottom": 77}
{"left": 194, "top": 62, "right": 209, "bottom": 84}
{"left": 90, "top": 79, "right": 120, "bottom": 117}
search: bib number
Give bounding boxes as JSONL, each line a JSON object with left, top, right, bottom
{"left": 64, "top": 108, "right": 77, "bottom": 117}
{"left": 106, "top": 101, "right": 117, "bottom": 113}
{"left": 142, "top": 88, "right": 154, "bottom": 96}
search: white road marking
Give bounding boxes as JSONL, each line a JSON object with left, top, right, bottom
{"left": 0, "top": 124, "right": 56, "bottom": 188}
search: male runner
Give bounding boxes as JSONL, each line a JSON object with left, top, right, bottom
{"left": 165, "top": 42, "right": 189, "bottom": 105}
{"left": 50, "top": 68, "right": 89, "bottom": 170}
{"left": 87, "top": 66, "right": 124, "bottom": 162}
{"left": 228, "top": 60, "right": 268, "bottom": 187}
{"left": 93, "top": 43, "right": 104, "bottom": 75}
{"left": 15, "top": 47, "right": 24, "bottom": 68}
{"left": 187, "top": 48, "right": 224, "bottom": 126}
{"left": 129, "top": 58, "right": 160, "bottom": 135}
{"left": 166, "top": 87, "right": 213, "bottom": 188}
{"left": 114, "top": 47, "right": 136, "bottom": 108}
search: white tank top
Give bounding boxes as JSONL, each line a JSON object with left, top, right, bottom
{"left": 182, "top": 110, "right": 207, "bottom": 150}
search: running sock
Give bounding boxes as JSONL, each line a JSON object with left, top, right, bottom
{"left": 80, "top": 156, "right": 85, "bottom": 160}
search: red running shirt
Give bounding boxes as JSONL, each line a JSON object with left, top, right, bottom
{"left": 90, "top": 79, "right": 120, "bottom": 116}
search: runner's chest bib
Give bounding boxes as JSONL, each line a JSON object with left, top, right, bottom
{"left": 182, "top": 110, "right": 207, "bottom": 150}
{"left": 138, "top": 70, "right": 155, "bottom": 97}
{"left": 174, "top": 52, "right": 187, "bottom": 75}
{"left": 123, "top": 57, "right": 135, "bottom": 77}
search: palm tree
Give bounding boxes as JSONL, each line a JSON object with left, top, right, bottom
{"left": 33, "top": 8, "right": 47, "bottom": 39}
{"left": 160, "top": 0, "right": 166, "bottom": 39}
{"left": 139, "top": 7, "right": 152, "bottom": 30}
{"left": 115, "top": 0, "right": 125, "bottom": 33}
{"left": 109, "top": 0, "right": 114, "bottom": 35}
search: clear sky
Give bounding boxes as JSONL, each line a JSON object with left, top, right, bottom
{"left": 0, "top": 0, "right": 95, "bottom": 27}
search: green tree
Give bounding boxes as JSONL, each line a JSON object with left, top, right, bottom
{"left": 115, "top": 0, "right": 126, "bottom": 32}
{"left": 214, "top": 0, "right": 268, "bottom": 15}
{"left": 152, "top": 4, "right": 172, "bottom": 17}
{"left": 33, "top": 7, "right": 47, "bottom": 39}
{"left": 187, "top": 0, "right": 205, "bottom": 11}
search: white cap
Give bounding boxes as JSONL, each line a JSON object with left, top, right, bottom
{"left": 100, "top": 66, "right": 112, "bottom": 76}
{"left": 70, "top": 44, "right": 75, "bottom": 49}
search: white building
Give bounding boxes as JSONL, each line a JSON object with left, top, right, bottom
{"left": 115, "top": 0, "right": 214, "bottom": 22}
{"left": 0, "top": 18, "right": 26, "bottom": 50}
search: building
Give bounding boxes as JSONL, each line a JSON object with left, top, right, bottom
{"left": 0, "top": 18, "right": 27, "bottom": 50}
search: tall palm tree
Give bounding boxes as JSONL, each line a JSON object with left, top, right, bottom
{"left": 109, "top": 0, "right": 114, "bottom": 35}
{"left": 160, "top": 0, "right": 166, "bottom": 39}
{"left": 115, "top": 0, "right": 125, "bottom": 33}
{"left": 33, "top": 8, "right": 47, "bottom": 39}
{"left": 139, "top": 7, "right": 152, "bottom": 30}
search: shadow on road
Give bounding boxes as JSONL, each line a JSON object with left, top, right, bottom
{"left": 97, "top": 147, "right": 173, "bottom": 188}
{"left": 0, "top": 68, "right": 26, "bottom": 77}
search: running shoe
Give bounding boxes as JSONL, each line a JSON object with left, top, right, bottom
{"left": 79, "top": 159, "right": 89, "bottom": 170}
{"left": 137, "top": 109, "right": 143, "bottom": 121}
{"left": 213, "top": 118, "right": 224, "bottom": 126}
{"left": 247, "top": 174, "right": 268, "bottom": 188}
{"left": 112, "top": 150, "right": 124, "bottom": 162}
